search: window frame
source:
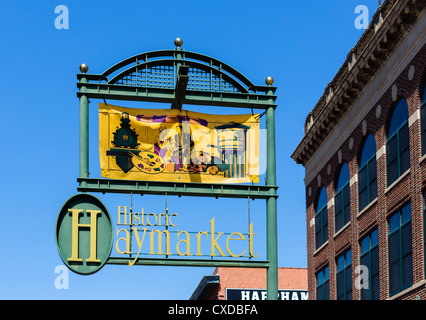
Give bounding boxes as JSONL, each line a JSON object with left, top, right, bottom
{"left": 421, "top": 80, "right": 426, "bottom": 155}
{"left": 423, "top": 191, "right": 426, "bottom": 279}
{"left": 335, "top": 163, "right": 350, "bottom": 233}
{"left": 386, "top": 99, "right": 409, "bottom": 187}
{"left": 336, "top": 249, "right": 352, "bottom": 300}
{"left": 316, "top": 266, "right": 329, "bottom": 300}
{"left": 360, "top": 228, "right": 379, "bottom": 300}
{"left": 315, "top": 187, "right": 328, "bottom": 250}
{"left": 388, "top": 202, "right": 412, "bottom": 297}
{"left": 358, "top": 134, "right": 377, "bottom": 211}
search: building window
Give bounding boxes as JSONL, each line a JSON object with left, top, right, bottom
{"left": 335, "top": 163, "right": 350, "bottom": 232}
{"left": 336, "top": 249, "right": 352, "bottom": 300}
{"left": 315, "top": 187, "right": 328, "bottom": 250}
{"left": 423, "top": 192, "right": 426, "bottom": 279}
{"left": 388, "top": 202, "right": 412, "bottom": 296}
{"left": 316, "top": 266, "right": 329, "bottom": 300}
{"left": 358, "top": 134, "right": 377, "bottom": 211}
{"left": 386, "top": 99, "right": 409, "bottom": 186}
{"left": 360, "top": 228, "right": 379, "bottom": 300}
{"left": 421, "top": 81, "right": 426, "bottom": 155}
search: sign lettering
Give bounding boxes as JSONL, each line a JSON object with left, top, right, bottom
{"left": 68, "top": 209, "right": 101, "bottom": 263}
{"left": 56, "top": 195, "right": 261, "bottom": 274}
{"left": 226, "top": 289, "right": 308, "bottom": 301}
{"left": 55, "top": 194, "right": 113, "bottom": 275}
{"left": 114, "top": 206, "right": 259, "bottom": 265}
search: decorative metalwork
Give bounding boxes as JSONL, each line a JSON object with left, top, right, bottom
{"left": 114, "top": 62, "right": 175, "bottom": 88}
{"left": 107, "top": 53, "right": 248, "bottom": 94}
{"left": 75, "top": 39, "right": 279, "bottom": 299}
{"left": 77, "top": 48, "right": 277, "bottom": 109}
{"left": 187, "top": 66, "right": 240, "bottom": 93}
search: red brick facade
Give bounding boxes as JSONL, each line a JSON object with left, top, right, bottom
{"left": 304, "top": 45, "right": 426, "bottom": 300}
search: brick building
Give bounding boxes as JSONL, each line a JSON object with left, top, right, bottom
{"left": 291, "top": 0, "right": 426, "bottom": 300}
{"left": 190, "top": 267, "right": 308, "bottom": 300}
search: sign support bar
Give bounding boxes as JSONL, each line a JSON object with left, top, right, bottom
{"left": 79, "top": 74, "right": 89, "bottom": 187}
{"left": 266, "top": 86, "right": 278, "bottom": 300}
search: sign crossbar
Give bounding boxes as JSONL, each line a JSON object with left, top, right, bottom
{"left": 77, "top": 178, "right": 278, "bottom": 199}
{"left": 106, "top": 257, "right": 270, "bottom": 268}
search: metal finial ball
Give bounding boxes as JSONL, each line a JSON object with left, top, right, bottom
{"left": 174, "top": 37, "right": 183, "bottom": 48}
{"left": 265, "top": 76, "right": 274, "bottom": 86}
{"left": 80, "top": 63, "right": 89, "bottom": 74}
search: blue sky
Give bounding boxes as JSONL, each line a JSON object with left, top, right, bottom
{"left": 0, "top": 0, "right": 380, "bottom": 299}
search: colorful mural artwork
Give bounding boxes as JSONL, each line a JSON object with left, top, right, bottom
{"left": 99, "top": 104, "right": 260, "bottom": 183}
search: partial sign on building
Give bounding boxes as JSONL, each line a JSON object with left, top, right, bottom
{"left": 226, "top": 288, "right": 308, "bottom": 301}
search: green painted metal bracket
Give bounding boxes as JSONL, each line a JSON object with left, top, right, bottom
{"left": 106, "top": 256, "right": 270, "bottom": 268}
{"left": 171, "top": 65, "right": 189, "bottom": 109}
{"left": 77, "top": 178, "right": 278, "bottom": 199}
{"left": 76, "top": 84, "right": 277, "bottom": 109}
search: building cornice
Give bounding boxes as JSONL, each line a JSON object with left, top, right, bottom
{"left": 291, "top": 0, "right": 425, "bottom": 166}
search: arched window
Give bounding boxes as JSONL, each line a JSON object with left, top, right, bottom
{"left": 386, "top": 99, "right": 409, "bottom": 186}
{"left": 315, "top": 187, "right": 328, "bottom": 250}
{"left": 358, "top": 134, "right": 377, "bottom": 211}
{"left": 421, "top": 81, "right": 426, "bottom": 155}
{"left": 335, "top": 163, "right": 350, "bottom": 232}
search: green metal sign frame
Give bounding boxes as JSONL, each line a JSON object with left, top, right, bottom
{"left": 74, "top": 39, "right": 278, "bottom": 299}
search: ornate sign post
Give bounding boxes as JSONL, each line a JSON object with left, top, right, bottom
{"left": 56, "top": 39, "right": 278, "bottom": 299}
